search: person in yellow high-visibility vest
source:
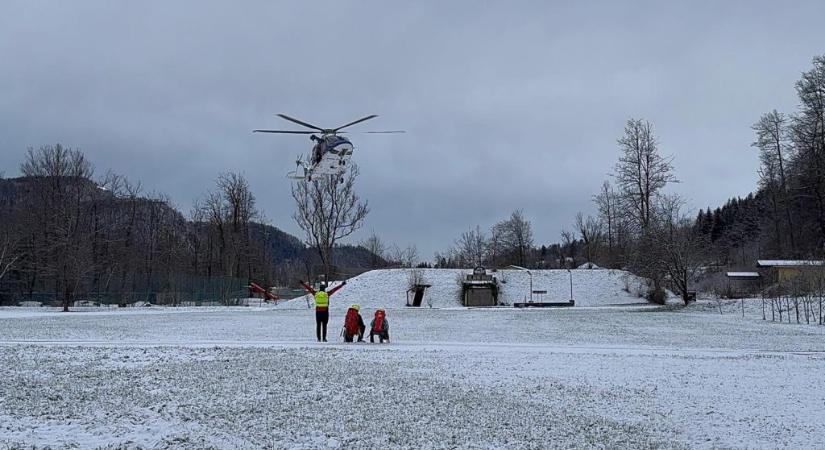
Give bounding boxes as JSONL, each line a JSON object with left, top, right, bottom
{"left": 300, "top": 280, "right": 346, "bottom": 342}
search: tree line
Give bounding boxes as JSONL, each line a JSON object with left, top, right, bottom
{"left": 696, "top": 55, "right": 825, "bottom": 263}
{"left": 0, "top": 145, "right": 369, "bottom": 309}
{"left": 563, "top": 55, "right": 825, "bottom": 302}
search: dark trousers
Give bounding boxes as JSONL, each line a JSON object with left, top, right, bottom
{"left": 370, "top": 330, "right": 389, "bottom": 343}
{"left": 343, "top": 324, "right": 365, "bottom": 342}
{"left": 316, "top": 310, "right": 329, "bottom": 341}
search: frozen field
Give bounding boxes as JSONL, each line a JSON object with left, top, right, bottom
{"left": 1, "top": 302, "right": 824, "bottom": 449}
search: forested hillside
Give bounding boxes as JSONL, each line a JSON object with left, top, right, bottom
{"left": 695, "top": 56, "right": 825, "bottom": 265}
{"left": 0, "top": 146, "right": 378, "bottom": 308}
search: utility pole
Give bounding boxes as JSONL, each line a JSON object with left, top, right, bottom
{"left": 508, "top": 265, "right": 532, "bottom": 302}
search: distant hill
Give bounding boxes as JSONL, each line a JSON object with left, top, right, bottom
{"left": 248, "top": 222, "right": 306, "bottom": 263}
{"left": 0, "top": 176, "right": 380, "bottom": 273}
{"left": 249, "top": 224, "right": 383, "bottom": 270}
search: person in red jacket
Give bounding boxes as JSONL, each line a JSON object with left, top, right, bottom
{"left": 299, "top": 280, "right": 346, "bottom": 342}
{"left": 369, "top": 308, "right": 390, "bottom": 343}
{"left": 342, "top": 304, "right": 366, "bottom": 342}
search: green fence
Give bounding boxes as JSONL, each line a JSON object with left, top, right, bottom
{"left": 2, "top": 275, "right": 251, "bottom": 306}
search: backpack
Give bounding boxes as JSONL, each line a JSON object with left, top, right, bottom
{"left": 344, "top": 308, "right": 360, "bottom": 335}
{"left": 373, "top": 310, "right": 385, "bottom": 333}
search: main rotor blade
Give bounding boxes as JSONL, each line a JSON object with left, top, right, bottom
{"left": 333, "top": 115, "right": 378, "bottom": 132}
{"left": 276, "top": 114, "right": 326, "bottom": 132}
{"left": 362, "top": 130, "right": 406, "bottom": 134}
{"left": 253, "top": 130, "right": 317, "bottom": 134}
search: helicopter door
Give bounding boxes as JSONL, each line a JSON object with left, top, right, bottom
{"left": 319, "top": 141, "right": 353, "bottom": 173}
{"left": 312, "top": 151, "right": 343, "bottom": 175}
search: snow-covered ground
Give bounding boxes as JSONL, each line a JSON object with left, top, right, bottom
{"left": 1, "top": 301, "right": 824, "bottom": 449}
{"left": 278, "top": 268, "right": 652, "bottom": 310}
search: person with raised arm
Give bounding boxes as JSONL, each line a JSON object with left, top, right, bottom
{"left": 299, "top": 280, "right": 346, "bottom": 342}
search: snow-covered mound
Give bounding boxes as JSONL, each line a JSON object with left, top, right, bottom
{"left": 499, "top": 269, "right": 647, "bottom": 306}
{"left": 277, "top": 268, "right": 649, "bottom": 310}
{"left": 18, "top": 301, "right": 42, "bottom": 307}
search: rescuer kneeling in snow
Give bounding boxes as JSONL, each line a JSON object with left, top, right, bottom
{"left": 370, "top": 308, "right": 390, "bottom": 343}
{"left": 343, "top": 304, "right": 366, "bottom": 342}
{"left": 300, "top": 280, "right": 346, "bottom": 342}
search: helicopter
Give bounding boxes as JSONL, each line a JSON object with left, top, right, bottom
{"left": 254, "top": 114, "right": 404, "bottom": 181}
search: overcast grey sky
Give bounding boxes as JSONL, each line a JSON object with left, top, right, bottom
{"left": 1, "top": 1, "right": 824, "bottom": 259}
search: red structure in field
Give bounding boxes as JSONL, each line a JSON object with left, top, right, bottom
{"left": 249, "top": 282, "right": 279, "bottom": 301}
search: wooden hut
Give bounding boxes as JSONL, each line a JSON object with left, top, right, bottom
{"left": 756, "top": 260, "right": 825, "bottom": 284}
{"left": 725, "top": 272, "right": 761, "bottom": 298}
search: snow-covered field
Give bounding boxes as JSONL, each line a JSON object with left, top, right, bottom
{"left": 1, "top": 302, "right": 824, "bottom": 449}
{"left": 278, "top": 268, "right": 652, "bottom": 309}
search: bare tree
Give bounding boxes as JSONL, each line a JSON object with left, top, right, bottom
{"left": 790, "top": 55, "right": 825, "bottom": 242}
{"left": 492, "top": 210, "right": 534, "bottom": 267}
{"left": 486, "top": 225, "right": 505, "bottom": 267}
{"left": 455, "top": 225, "right": 487, "bottom": 268}
{"left": 0, "top": 235, "right": 19, "bottom": 282}
{"left": 615, "top": 118, "right": 676, "bottom": 231}
{"left": 116, "top": 178, "right": 144, "bottom": 292}
{"left": 217, "top": 172, "right": 257, "bottom": 278}
{"left": 138, "top": 192, "right": 190, "bottom": 303}
{"left": 217, "top": 173, "right": 257, "bottom": 234}
{"left": 292, "top": 166, "right": 369, "bottom": 281}
{"left": 609, "top": 119, "right": 679, "bottom": 300}
{"left": 406, "top": 266, "right": 427, "bottom": 290}
{"left": 650, "top": 195, "right": 707, "bottom": 304}
{"left": 753, "top": 110, "right": 796, "bottom": 254}
{"left": 21, "top": 144, "right": 96, "bottom": 311}
{"left": 197, "top": 172, "right": 259, "bottom": 280}
{"left": 359, "top": 230, "right": 387, "bottom": 268}
{"left": 390, "top": 244, "right": 419, "bottom": 268}
{"left": 575, "top": 212, "right": 603, "bottom": 265}
{"left": 559, "top": 229, "right": 576, "bottom": 268}
{"left": 593, "top": 180, "right": 620, "bottom": 262}
{"left": 202, "top": 189, "right": 228, "bottom": 276}
{"left": 432, "top": 249, "right": 458, "bottom": 268}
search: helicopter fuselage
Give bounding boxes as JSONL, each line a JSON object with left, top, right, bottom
{"left": 295, "top": 134, "right": 353, "bottom": 180}
{"left": 311, "top": 135, "right": 353, "bottom": 174}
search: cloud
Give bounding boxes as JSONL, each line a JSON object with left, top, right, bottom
{"left": 1, "top": 0, "right": 823, "bottom": 258}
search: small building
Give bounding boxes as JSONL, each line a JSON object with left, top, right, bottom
{"left": 725, "top": 272, "right": 761, "bottom": 298}
{"left": 462, "top": 267, "right": 498, "bottom": 307}
{"left": 406, "top": 284, "right": 431, "bottom": 307}
{"left": 756, "top": 260, "right": 825, "bottom": 283}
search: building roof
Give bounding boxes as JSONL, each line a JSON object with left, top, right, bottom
{"left": 756, "top": 260, "right": 825, "bottom": 268}
{"left": 726, "top": 272, "right": 760, "bottom": 279}
{"left": 462, "top": 279, "right": 495, "bottom": 286}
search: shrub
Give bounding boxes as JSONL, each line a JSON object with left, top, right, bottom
{"left": 646, "top": 287, "right": 667, "bottom": 305}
